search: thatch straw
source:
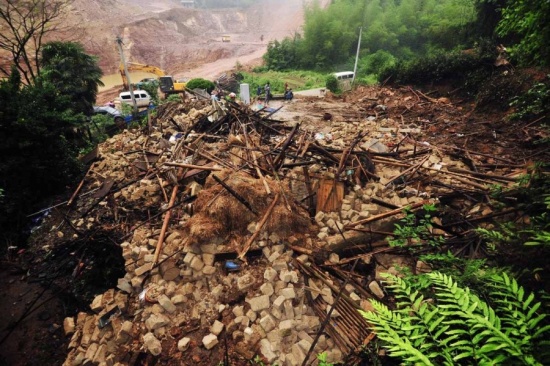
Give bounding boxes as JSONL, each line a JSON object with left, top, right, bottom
{"left": 183, "top": 169, "right": 311, "bottom": 246}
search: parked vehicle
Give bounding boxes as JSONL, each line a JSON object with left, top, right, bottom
{"left": 92, "top": 106, "right": 126, "bottom": 129}
{"left": 92, "top": 105, "right": 156, "bottom": 135}
{"left": 333, "top": 71, "right": 354, "bottom": 91}
{"left": 119, "top": 90, "right": 152, "bottom": 108}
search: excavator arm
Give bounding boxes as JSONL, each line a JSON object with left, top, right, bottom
{"left": 119, "top": 62, "right": 167, "bottom": 90}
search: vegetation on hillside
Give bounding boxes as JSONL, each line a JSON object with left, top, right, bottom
{"left": 0, "top": 39, "right": 103, "bottom": 248}
{"left": 263, "top": 0, "right": 549, "bottom": 79}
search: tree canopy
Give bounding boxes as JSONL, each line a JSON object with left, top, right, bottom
{"left": 263, "top": 0, "right": 549, "bottom": 75}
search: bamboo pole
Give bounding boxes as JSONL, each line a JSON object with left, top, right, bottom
{"left": 152, "top": 184, "right": 179, "bottom": 266}
{"left": 164, "top": 162, "right": 222, "bottom": 171}
{"left": 345, "top": 201, "right": 427, "bottom": 229}
{"left": 238, "top": 193, "right": 280, "bottom": 260}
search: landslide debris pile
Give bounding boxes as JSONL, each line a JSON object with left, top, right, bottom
{"left": 54, "top": 88, "right": 537, "bottom": 366}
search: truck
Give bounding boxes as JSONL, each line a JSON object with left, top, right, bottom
{"left": 119, "top": 62, "right": 186, "bottom": 97}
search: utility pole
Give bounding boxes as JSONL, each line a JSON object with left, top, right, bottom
{"left": 352, "top": 26, "right": 362, "bottom": 85}
{"left": 115, "top": 36, "right": 138, "bottom": 116}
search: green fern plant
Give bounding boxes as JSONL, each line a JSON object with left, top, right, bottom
{"left": 360, "top": 272, "right": 550, "bottom": 365}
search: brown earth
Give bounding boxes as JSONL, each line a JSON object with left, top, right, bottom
{"left": 60, "top": 0, "right": 328, "bottom": 78}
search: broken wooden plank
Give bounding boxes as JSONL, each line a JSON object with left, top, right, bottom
{"left": 238, "top": 193, "right": 280, "bottom": 260}
{"left": 345, "top": 201, "right": 427, "bottom": 229}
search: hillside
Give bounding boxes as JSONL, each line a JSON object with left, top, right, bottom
{"left": 60, "top": 0, "right": 328, "bottom": 77}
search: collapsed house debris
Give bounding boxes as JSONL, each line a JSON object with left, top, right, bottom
{"left": 27, "top": 86, "right": 539, "bottom": 366}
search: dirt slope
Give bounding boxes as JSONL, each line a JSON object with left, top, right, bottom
{"left": 61, "top": 0, "right": 329, "bottom": 77}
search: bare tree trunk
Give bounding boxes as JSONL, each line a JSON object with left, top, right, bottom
{"left": 0, "top": 0, "right": 69, "bottom": 84}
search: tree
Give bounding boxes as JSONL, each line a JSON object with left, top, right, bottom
{"left": 496, "top": 0, "right": 550, "bottom": 66}
{"left": 0, "top": 67, "right": 82, "bottom": 247}
{"left": 0, "top": 0, "right": 69, "bottom": 84}
{"left": 40, "top": 41, "right": 104, "bottom": 116}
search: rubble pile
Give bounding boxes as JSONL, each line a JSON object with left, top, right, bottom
{"left": 54, "top": 87, "right": 537, "bottom": 366}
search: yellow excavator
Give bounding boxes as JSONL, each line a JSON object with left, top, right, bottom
{"left": 119, "top": 62, "right": 186, "bottom": 97}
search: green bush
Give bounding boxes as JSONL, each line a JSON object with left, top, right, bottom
{"left": 325, "top": 75, "right": 339, "bottom": 93}
{"left": 509, "top": 75, "right": 550, "bottom": 121}
{"left": 379, "top": 40, "right": 498, "bottom": 90}
{"left": 186, "top": 78, "right": 216, "bottom": 93}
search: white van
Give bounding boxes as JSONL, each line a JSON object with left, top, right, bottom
{"left": 333, "top": 71, "right": 354, "bottom": 91}
{"left": 119, "top": 90, "right": 151, "bottom": 108}
{"left": 333, "top": 71, "right": 354, "bottom": 81}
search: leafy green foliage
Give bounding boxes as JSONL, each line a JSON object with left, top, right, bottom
{"left": 40, "top": 41, "right": 104, "bottom": 116}
{"left": 138, "top": 80, "right": 160, "bottom": 106}
{"left": 379, "top": 41, "right": 497, "bottom": 88}
{"left": 485, "top": 163, "right": 550, "bottom": 248}
{"left": 239, "top": 70, "right": 327, "bottom": 95}
{"left": 388, "top": 204, "right": 443, "bottom": 248}
{"left": 360, "top": 272, "right": 550, "bottom": 365}
{"left": 508, "top": 75, "right": 550, "bottom": 121}
{"left": 186, "top": 78, "right": 216, "bottom": 93}
{"left": 263, "top": 36, "right": 301, "bottom": 71}
{"left": 317, "top": 352, "right": 334, "bottom": 366}
{"left": 325, "top": 75, "right": 339, "bottom": 93}
{"left": 0, "top": 67, "right": 82, "bottom": 247}
{"left": 263, "top": 0, "right": 478, "bottom": 75}
{"left": 496, "top": 0, "right": 550, "bottom": 66}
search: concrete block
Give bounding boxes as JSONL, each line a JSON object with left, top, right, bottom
{"left": 202, "top": 333, "right": 219, "bottom": 350}
{"left": 246, "top": 295, "right": 270, "bottom": 312}
{"left": 210, "top": 320, "right": 224, "bottom": 336}
{"left": 143, "top": 333, "right": 162, "bottom": 356}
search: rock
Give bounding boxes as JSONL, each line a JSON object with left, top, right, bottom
{"left": 202, "top": 265, "right": 216, "bottom": 275}
{"left": 369, "top": 281, "right": 385, "bottom": 299}
{"left": 291, "top": 342, "right": 306, "bottom": 364}
{"left": 202, "top": 333, "right": 219, "bottom": 350}
{"left": 279, "top": 319, "right": 295, "bottom": 337}
{"left": 246, "top": 295, "right": 270, "bottom": 312}
{"left": 189, "top": 256, "right": 204, "bottom": 271}
{"left": 90, "top": 294, "right": 103, "bottom": 313}
{"left": 143, "top": 332, "right": 162, "bottom": 356}
{"left": 260, "top": 338, "right": 278, "bottom": 363}
{"left": 237, "top": 273, "right": 255, "bottom": 291}
{"left": 145, "top": 313, "right": 169, "bottom": 331}
{"left": 116, "top": 278, "right": 132, "bottom": 294}
{"left": 177, "top": 337, "right": 191, "bottom": 352}
{"left": 202, "top": 253, "right": 215, "bottom": 266}
{"left": 171, "top": 294, "right": 186, "bottom": 305}
{"left": 280, "top": 287, "right": 296, "bottom": 300}
{"left": 210, "top": 320, "right": 224, "bottom": 335}
{"left": 157, "top": 295, "right": 176, "bottom": 313}
{"left": 259, "top": 314, "right": 277, "bottom": 333}
{"left": 116, "top": 321, "right": 133, "bottom": 344}
{"left": 264, "top": 267, "right": 278, "bottom": 282}
{"left": 233, "top": 306, "right": 244, "bottom": 317}
{"left": 134, "top": 263, "right": 152, "bottom": 277}
{"left": 273, "top": 295, "right": 285, "bottom": 310}
{"left": 260, "top": 283, "right": 274, "bottom": 296}
{"left": 63, "top": 317, "right": 75, "bottom": 335}
{"left": 84, "top": 342, "right": 99, "bottom": 361}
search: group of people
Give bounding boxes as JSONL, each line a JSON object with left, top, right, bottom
{"left": 211, "top": 89, "right": 237, "bottom": 102}
{"left": 210, "top": 81, "right": 295, "bottom": 106}
{"left": 256, "top": 82, "right": 293, "bottom": 105}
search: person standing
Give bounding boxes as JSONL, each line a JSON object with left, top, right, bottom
{"left": 264, "top": 82, "right": 271, "bottom": 105}
{"left": 257, "top": 85, "right": 262, "bottom": 97}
